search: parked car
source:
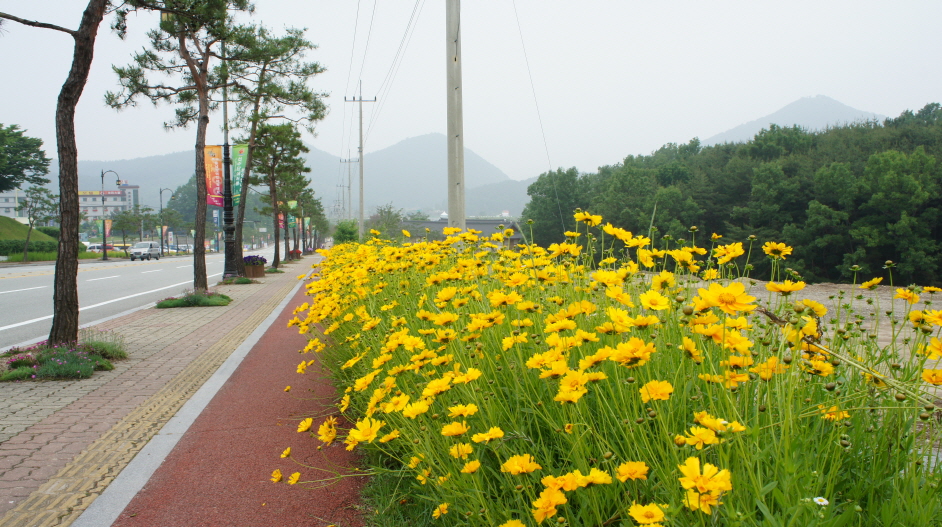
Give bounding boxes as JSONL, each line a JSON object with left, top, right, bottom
{"left": 129, "top": 241, "right": 161, "bottom": 261}
{"left": 85, "top": 244, "right": 115, "bottom": 253}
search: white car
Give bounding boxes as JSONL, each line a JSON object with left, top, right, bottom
{"left": 129, "top": 241, "right": 161, "bottom": 261}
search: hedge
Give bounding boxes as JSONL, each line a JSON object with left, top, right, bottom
{"left": 0, "top": 240, "right": 59, "bottom": 256}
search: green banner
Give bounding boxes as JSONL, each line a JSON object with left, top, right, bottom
{"left": 231, "top": 144, "right": 248, "bottom": 206}
{"left": 288, "top": 215, "right": 297, "bottom": 228}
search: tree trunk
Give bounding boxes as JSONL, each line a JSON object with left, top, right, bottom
{"left": 284, "top": 220, "right": 290, "bottom": 260}
{"left": 234, "top": 91, "right": 263, "bottom": 277}
{"left": 186, "top": 34, "right": 210, "bottom": 291}
{"left": 270, "top": 178, "right": 280, "bottom": 269}
{"left": 48, "top": 0, "right": 108, "bottom": 346}
{"left": 23, "top": 224, "right": 33, "bottom": 262}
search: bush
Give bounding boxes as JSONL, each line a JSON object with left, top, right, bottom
{"left": 4, "top": 251, "right": 98, "bottom": 262}
{"left": 0, "top": 367, "right": 35, "bottom": 382}
{"left": 156, "top": 290, "right": 232, "bottom": 308}
{"left": 77, "top": 328, "right": 128, "bottom": 360}
{"left": 281, "top": 218, "right": 942, "bottom": 527}
{"left": 0, "top": 239, "right": 58, "bottom": 256}
{"left": 37, "top": 226, "right": 60, "bottom": 240}
{"left": 0, "top": 330, "right": 128, "bottom": 382}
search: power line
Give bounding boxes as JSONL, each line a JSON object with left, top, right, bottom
{"left": 356, "top": 0, "right": 379, "bottom": 83}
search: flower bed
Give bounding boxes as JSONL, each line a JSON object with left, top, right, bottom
{"left": 277, "top": 218, "right": 942, "bottom": 526}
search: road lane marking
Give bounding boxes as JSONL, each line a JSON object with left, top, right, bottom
{"left": 176, "top": 265, "right": 190, "bottom": 268}
{"left": 86, "top": 276, "right": 119, "bottom": 282}
{"left": 0, "top": 280, "right": 192, "bottom": 332}
{"left": 0, "top": 286, "right": 47, "bottom": 295}
{"left": 141, "top": 270, "right": 162, "bottom": 274}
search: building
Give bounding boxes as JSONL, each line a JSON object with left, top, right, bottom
{"left": 0, "top": 189, "right": 26, "bottom": 220}
{"left": 78, "top": 182, "right": 141, "bottom": 221}
{"left": 1, "top": 182, "right": 142, "bottom": 223}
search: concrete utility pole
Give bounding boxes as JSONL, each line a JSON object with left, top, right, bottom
{"left": 344, "top": 82, "right": 376, "bottom": 240}
{"left": 446, "top": 0, "right": 466, "bottom": 230}
{"left": 341, "top": 150, "right": 356, "bottom": 220}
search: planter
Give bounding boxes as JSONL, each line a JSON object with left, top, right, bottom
{"left": 244, "top": 264, "right": 265, "bottom": 278}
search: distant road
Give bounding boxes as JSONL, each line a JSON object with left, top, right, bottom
{"left": 0, "top": 248, "right": 274, "bottom": 350}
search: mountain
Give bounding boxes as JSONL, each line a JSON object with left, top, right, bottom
{"left": 51, "top": 133, "right": 522, "bottom": 214}
{"left": 704, "top": 95, "right": 885, "bottom": 145}
{"left": 309, "top": 133, "right": 513, "bottom": 213}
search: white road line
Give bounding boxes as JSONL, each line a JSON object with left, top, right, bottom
{"left": 176, "top": 265, "right": 190, "bottom": 268}
{"left": 86, "top": 275, "right": 119, "bottom": 282}
{"left": 0, "top": 286, "right": 47, "bottom": 295}
{"left": 0, "top": 279, "right": 193, "bottom": 332}
{"left": 141, "top": 270, "right": 162, "bottom": 274}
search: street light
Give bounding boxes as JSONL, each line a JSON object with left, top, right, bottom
{"left": 100, "top": 170, "right": 120, "bottom": 261}
{"left": 159, "top": 188, "right": 176, "bottom": 256}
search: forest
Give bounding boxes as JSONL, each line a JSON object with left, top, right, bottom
{"left": 521, "top": 103, "right": 942, "bottom": 285}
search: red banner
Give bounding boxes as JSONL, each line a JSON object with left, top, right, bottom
{"left": 104, "top": 219, "right": 113, "bottom": 238}
{"left": 278, "top": 213, "right": 285, "bottom": 228}
{"left": 204, "top": 145, "right": 224, "bottom": 207}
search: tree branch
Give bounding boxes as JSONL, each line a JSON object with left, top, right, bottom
{"left": 0, "top": 11, "right": 77, "bottom": 37}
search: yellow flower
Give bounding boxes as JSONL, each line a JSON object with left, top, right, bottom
{"left": 639, "top": 380, "right": 673, "bottom": 402}
{"left": 281, "top": 447, "right": 291, "bottom": 458}
{"left": 461, "top": 460, "right": 481, "bottom": 473}
{"left": 860, "top": 276, "right": 883, "bottom": 289}
{"left": 766, "top": 280, "right": 806, "bottom": 294}
{"left": 711, "top": 232, "right": 722, "bottom": 240}
{"left": 297, "top": 417, "right": 313, "bottom": 433}
{"left": 628, "top": 502, "right": 666, "bottom": 524}
{"left": 818, "top": 405, "right": 850, "bottom": 421}
{"left": 287, "top": 472, "right": 300, "bottom": 485}
{"left": 894, "top": 288, "right": 920, "bottom": 304}
{"left": 701, "top": 268, "right": 719, "bottom": 280}
{"left": 684, "top": 426, "right": 720, "bottom": 449}
{"left": 639, "top": 289, "right": 671, "bottom": 311}
{"left": 441, "top": 421, "right": 470, "bottom": 436}
{"left": 684, "top": 489, "right": 721, "bottom": 514}
{"left": 498, "top": 521, "right": 525, "bottom": 527}
{"left": 432, "top": 503, "right": 449, "bottom": 519}
{"left": 348, "top": 417, "right": 385, "bottom": 443}
{"left": 284, "top": 385, "right": 291, "bottom": 392}
{"left": 501, "top": 454, "right": 543, "bottom": 475}
{"left": 697, "top": 282, "right": 757, "bottom": 315}
{"left": 678, "top": 456, "right": 732, "bottom": 495}
{"left": 614, "top": 461, "right": 648, "bottom": 482}
{"left": 713, "top": 242, "right": 744, "bottom": 264}
{"left": 270, "top": 469, "right": 283, "bottom": 483}
{"left": 471, "top": 426, "right": 505, "bottom": 443}
{"left": 531, "top": 487, "right": 567, "bottom": 522}
{"left": 449, "top": 443, "right": 473, "bottom": 459}
{"left": 402, "top": 229, "right": 411, "bottom": 238}
{"left": 574, "top": 211, "right": 602, "bottom": 226}
{"left": 923, "top": 369, "right": 942, "bottom": 385}
{"left": 379, "top": 430, "right": 400, "bottom": 443}
{"left": 762, "top": 241, "right": 793, "bottom": 259}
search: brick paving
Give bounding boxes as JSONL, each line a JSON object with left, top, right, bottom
{"left": 0, "top": 263, "right": 313, "bottom": 526}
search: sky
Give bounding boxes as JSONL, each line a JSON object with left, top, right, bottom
{"left": 2, "top": 0, "right": 941, "bottom": 195}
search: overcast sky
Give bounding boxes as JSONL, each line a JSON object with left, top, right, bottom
{"left": 2, "top": 1, "right": 941, "bottom": 195}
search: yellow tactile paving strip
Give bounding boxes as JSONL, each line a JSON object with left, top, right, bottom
{"left": 0, "top": 270, "right": 300, "bottom": 527}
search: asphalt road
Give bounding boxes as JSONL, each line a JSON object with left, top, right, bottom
{"left": 0, "top": 247, "right": 277, "bottom": 350}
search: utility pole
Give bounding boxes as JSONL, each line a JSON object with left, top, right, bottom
{"left": 340, "top": 150, "right": 357, "bottom": 221}
{"left": 446, "top": 0, "right": 466, "bottom": 230}
{"left": 344, "top": 82, "right": 376, "bottom": 240}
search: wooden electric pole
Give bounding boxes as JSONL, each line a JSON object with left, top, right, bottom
{"left": 446, "top": 0, "right": 466, "bottom": 230}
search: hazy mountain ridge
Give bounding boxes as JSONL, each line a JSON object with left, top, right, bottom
{"left": 704, "top": 95, "right": 885, "bottom": 145}
{"left": 55, "top": 133, "right": 531, "bottom": 216}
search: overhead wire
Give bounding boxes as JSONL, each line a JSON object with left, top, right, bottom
{"left": 336, "top": 0, "right": 364, "bottom": 219}
{"left": 511, "top": 0, "right": 566, "bottom": 234}
{"left": 365, "top": 0, "right": 427, "bottom": 141}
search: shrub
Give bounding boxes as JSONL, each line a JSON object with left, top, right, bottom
{"left": 266, "top": 268, "right": 284, "bottom": 273}
{"left": 0, "top": 240, "right": 58, "bottom": 256}
{"left": 36, "top": 226, "right": 60, "bottom": 240}
{"left": 0, "top": 367, "right": 35, "bottom": 382}
{"left": 78, "top": 328, "right": 128, "bottom": 360}
{"left": 156, "top": 289, "right": 232, "bottom": 308}
{"left": 4, "top": 251, "right": 98, "bottom": 262}
{"left": 278, "top": 217, "right": 942, "bottom": 527}
{"left": 244, "top": 255, "right": 268, "bottom": 266}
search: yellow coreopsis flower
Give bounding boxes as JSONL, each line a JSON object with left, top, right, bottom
{"left": 287, "top": 472, "right": 301, "bottom": 485}
{"left": 818, "top": 405, "right": 850, "bottom": 421}
{"left": 678, "top": 456, "right": 732, "bottom": 495}
{"left": 448, "top": 403, "right": 479, "bottom": 417}
{"left": 270, "top": 468, "right": 283, "bottom": 483}
{"left": 616, "top": 461, "right": 649, "bottom": 482}
{"left": 403, "top": 399, "right": 431, "bottom": 418}
{"left": 766, "top": 280, "right": 806, "bottom": 294}
{"left": 639, "top": 380, "right": 673, "bottom": 402}
{"left": 471, "top": 426, "right": 505, "bottom": 443}
{"left": 348, "top": 417, "right": 385, "bottom": 443}
{"left": 501, "top": 454, "right": 543, "bottom": 475}
{"left": 894, "top": 288, "right": 920, "bottom": 304}
{"left": 498, "top": 520, "right": 525, "bottom": 527}
{"left": 281, "top": 447, "right": 291, "bottom": 458}
{"left": 713, "top": 242, "right": 744, "bottom": 264}
{"left": 441, "top": 421, "right": 470, "bottom": 436}
{"left": 762, "top": 241, "right": 793, "bottom": 259}
{"left": 859, "top": 277, "right": 883, "bottom": 290}
{"left": 697, "top": 281, "right": 757, "bottom": 315}
{"left": 628, "top": 502, "right": 666, "bottom": 524}
{"left": 297, "top": 417, "right": 313, "bottom": 433}
{"left": 639, "top": 289, "right": 671, "bottom": 311}
{"left": 684, "top": 426, "right": 720, "bottom": 449}
{"left": 461, "top": 460, "right": 481, "bottom": 473}
{"left": 923, "top": 369, "right": 942, "bottom": 385}
{"left": 450, "top": 443, "right": 473, "bottom": 459}
{"left": 701, "top": 268, "right": 719, "bottom": 280}
{"left": 432, "top": 503, "right": 449, "bottom": 518}
{"left": 402, "top": 229, "right": 411, "bottom": 238}
{"left": 379, "top": 430, "right": 400, "bottom": 443}
{"left": 574, "top": 211, "right": 602, "bottom": 226}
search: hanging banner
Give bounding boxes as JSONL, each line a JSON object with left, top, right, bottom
{"left": 104, "top": 219, "right": 112, "bottom": 238}
{"left": 231, "top": 144, "right": 248, "bottom": 207}
{"left": 204, "top": 145, "right": 224, "bottom": 207}
{"left": 304, "top": 217, "right": 310, "bottom": 229}
{"left": 287, "top": 200, "right": 297, "bottom": 210}
{"left": 278, "top": 213, "right": 285, "bottom": 229}
{"left": 288, "top": 215, "right": 297, "bottom": 228}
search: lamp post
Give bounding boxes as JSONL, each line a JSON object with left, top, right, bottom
{"left": 100, "top": 170, "right": 120, "bottom": 261}
{"left": 221, "top": 40, "right": 238, "bottom": 278}
{"left": 159, "top": 188, "right": 176, "bottom": 256}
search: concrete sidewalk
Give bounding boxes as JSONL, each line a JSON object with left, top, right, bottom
{"left": 0, "top": 260, "right": 315, "bottom": 527}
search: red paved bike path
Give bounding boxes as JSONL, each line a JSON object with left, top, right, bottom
{"left": 111, "top": 284, "right": 365, "bottom": 527}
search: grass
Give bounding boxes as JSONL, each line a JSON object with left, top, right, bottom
{"left": 0, "top": 330, "right": 127, "bottom": 381}
{"left": 360, "top": 451, "right": 434, "bottom": 527}
{"left": 0, "top": 217, "right": 56, "bottom": 242}
{"left": 156, "top": 289, "right": 232, "bottom": 308}
{"left": 266, "top": 268, "right": 285, "bottom": 273}
{"left": 4, "top": 251, "right": 100, "bottom": 262}
{"left": 218, "top": 277, "right": 257, "bottom": 285}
